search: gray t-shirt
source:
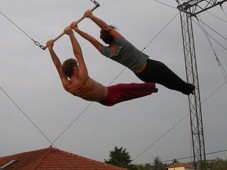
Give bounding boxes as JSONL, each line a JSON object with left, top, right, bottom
{"left": 100, "top": 37, "right": 149, "bottom": 71}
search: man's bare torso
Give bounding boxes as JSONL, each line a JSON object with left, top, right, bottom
{"left": 66, "top": 76, "right": 108, "bottom": 102}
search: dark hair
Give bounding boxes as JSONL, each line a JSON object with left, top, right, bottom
{"left": 100, "top": 25, "right": 116, "bottom": 44}
{"left": 61, "top": 58, "right": 78, "bottom": 78}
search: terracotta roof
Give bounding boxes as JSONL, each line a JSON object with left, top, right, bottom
{"left": 0, "top": 146, "right": 127, "bottom": 170}
{"left": 167, "top": 162, "right": 194, "bottom": 169}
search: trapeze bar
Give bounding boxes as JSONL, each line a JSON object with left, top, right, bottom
{"left": 43, "top": 3, "right": 100, "bottom": 50}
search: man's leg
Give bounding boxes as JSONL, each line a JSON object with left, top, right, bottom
{"left": 101, "top": 82, "right": 158, "bottom": 106}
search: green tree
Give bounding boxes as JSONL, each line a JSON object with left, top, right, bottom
{"left": 206, "top": 158, "right": 227, "bottom": 170}
{"left": 105, "top": 146, "right": 132, "bottom": 169}
{"left": 172, "top": 159, "right": 179, "bottom": 164}
{"left": 152, "top": 156, "right": 166, "bottom": 170}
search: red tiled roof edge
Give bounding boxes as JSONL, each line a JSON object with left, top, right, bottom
{"left": 167, "top": 162, "right": 194, "bottom": 169}
{"left": 30, "top": 146, "right": 55, "bottom": 169}
{"left": 44, "top": 146, "right": 128, "bottom": 170}
{"left": 0, "top": 146, "right": 128, "bottom": 170}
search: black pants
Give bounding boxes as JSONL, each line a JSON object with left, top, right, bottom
{"left": 135, "top": 59, "right": 190, "bottom": 94}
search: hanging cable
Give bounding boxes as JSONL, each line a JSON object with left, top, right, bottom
{"left": 132, "top": 113, "right": 189, "bottom": 162}
{"left": 202, "top": 82, "right": 226, "bottom": 103}
{"left": 142, "top": 12, "right": 179, "bottom": 51}
{"left": 196, "top": 18, "right": 227, "bottom": 41}
{"left": 195, "top": 16, "right": 227, "bottom": 82}
{"left": 194, "top": 17, "right": 227, "bottom": 83}
{"left": 192, "top": 18, "right": 227, "bottom": 51}
{"left": 0, "top": 0, "right": 100, "bottom": 50}
{"left": 220, "top": 3, "right": 227, "bottom": 19}
{"left": 132, "top": 80, "right": 226, "bottom": 162}
{"left": 138, "top": 148, "right": 227, "bottom": 166}
{"left": 51, "top": 102, "right": 94, "bottom": 145}
{"left": 0, "top": 10, "right": 45, "bottom": 50}
{"left": 152, "top": 0, "right": 176, "bottom": 9}
{"left": 155, "top": 148, "right": 227, "bottom": 164}
{"left": 206, "top": 10, "right": 227, "bottom": 22}
{"left": 0, "top": 86, "right": 53, "bottom": 145}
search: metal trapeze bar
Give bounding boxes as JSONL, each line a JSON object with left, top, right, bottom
{"left": 41, "top": 0, "right": 100, "bottom": 50}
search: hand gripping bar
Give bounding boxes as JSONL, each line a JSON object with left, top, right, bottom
{"left": 43, "top": 3, "right": 100, "bottom": 50}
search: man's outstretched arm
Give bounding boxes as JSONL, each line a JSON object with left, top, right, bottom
{"left": 64, "top": 27, "right": 88, "bottom": 78}
{"left": 46, "top": 40, "right": 70, "bottom": 90}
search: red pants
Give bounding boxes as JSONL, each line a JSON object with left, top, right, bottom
{"left": 101, "top": 82, "right": 158, "bottom": 106}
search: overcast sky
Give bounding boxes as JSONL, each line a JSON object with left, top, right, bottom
{"left": 0, "top": 0, "right": 226, "bottom": 165}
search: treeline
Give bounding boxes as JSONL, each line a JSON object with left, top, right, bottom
{"left": 105, "top": 146, "right": 227, "bottom": 170}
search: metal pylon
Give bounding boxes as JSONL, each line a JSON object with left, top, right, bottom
{"left": 179, "top": 10, "right": 206, "bottom": 169}
{"left": 177, "top": 0, "right": 227, "bottom": 169}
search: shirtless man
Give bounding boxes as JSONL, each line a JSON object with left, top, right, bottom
{"left": 46, "top": 26, "right": 158, "bottom": 106}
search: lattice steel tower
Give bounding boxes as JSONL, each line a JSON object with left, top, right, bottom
{"left": 177, "top": 0, "right": 227, "bottom": 169}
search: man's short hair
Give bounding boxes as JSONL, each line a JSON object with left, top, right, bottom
{"left": 62, "top": 58, "right": 78, "bottom": 78}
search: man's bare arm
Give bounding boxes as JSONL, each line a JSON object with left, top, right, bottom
{"left": 46, "top": 40, "right": 70, "bottom": 90}
{"left": 64, "top": 27, "right": 88, "bottom": 78}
